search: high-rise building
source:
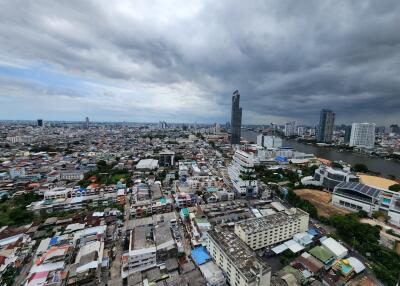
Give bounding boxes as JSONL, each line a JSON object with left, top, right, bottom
{"left": 214, "top": 123, "right": 221, "bottom": 134}
{"left": 85, "top": 117, "right": 90, "bottom": 129}
{"left": 37, "top": 119, "right": 43, "bottom": 127}
{"left": 344, "top": 125, "right": 352, "bottom": 143}
{"left": 349, "top": 123, "right": 376, "bottom": 148}
{"left": 158, "top": 121, "right": 167, "bottom": 129}
{"left": 317, "top": 109, "right": 335, "bottom": 143}
{"left": 297, "top": 126, "right": 305, "bottom": 136}
{"left": 284, "top": 121, "right": 296, "bottom": 136}
{"left": 390, "top": 124, "right": 400, "bottom": 134}
{"left": 230, "top": 90, "right": 242, "bottom": 144}
{"left": 228, "top": 150, "right": 258, "bottom": 197}
{"left": 257, "top": 135, "right": 282, "bottom": 149}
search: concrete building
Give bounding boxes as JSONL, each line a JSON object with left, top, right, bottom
{"left": 332, "top": 182, "right": 400, "bottom": 227}
{"left": 317, "top": 109, "right": 335, "bottom": 143}
{"left": 313, "top": 165, "right": 359, "bottom": 191}
{"left": 199, "top": 261, "right": 226, "bottom": 286}
{"left": 349, "top": 123, "right": 376, "bottom": 148}
{"left": 234, "top": 208, "right": 309, "bottom": 250}
{"left": 256, "top": 135, "right": 282, "bottom": 149}
{"left": 9, "top": 167, "right": 26, "bottom": 179}
{"left": 206, "top": 229, "right": 271, "bottom": 286}
{"left": 284, "top": 121, "right": 296, "bottom": 137}
{"left": 228, "top": 150, "right": 258, "bottom": 197}
{"left": 231, "top": 90, "right": 242, "bottom": 145}
{"left": 37, "top": 119, "right": 43, "bottom": 127}
{"left": 159, "top": 150, "right": 175, "bottom": 167}
{"left": 124, "top": 226, "right": 157, "bottom": 276}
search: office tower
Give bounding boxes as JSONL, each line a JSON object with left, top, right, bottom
{"left": 376, "top": 126, "right": 386, "bottom": 135}
{"left": 284, "top": 121, "right": 296, "bottom": 136}
{"left": 85, "top": 117, "right": 90, "bottom": 129}
{"left": 317, "top": 109, "right": 335, "bottom": 143}
{"left": 230, "top": 90, "right": 242, "bottom": 144}
{"left": 390, "top": 124, "right": 400, "bottom": 134}
{"left": 344, "top": 125, "right": 352, "bottom": 143}
{"left": 37, "top": 119, "right": 43, "bottom": 127}
{"left": 349, "top": 123, "right": 376, "bottom": 148}
{"left": 158, "top": 121, "right": 167, "bottom": 129}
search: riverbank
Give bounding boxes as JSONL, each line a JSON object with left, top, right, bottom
{"left": 242, "top": 130, "right": 400, "bottom": 178}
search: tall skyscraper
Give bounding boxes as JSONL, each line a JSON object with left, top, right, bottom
{"left": 37, "top": 119, "right": 43, "bottom": 127}
{"left": 85, "top": 117, "right": 90, "bottom": 129}
{"left": 317, "top": 109, "right": 335, "bottom": 143}
{"left": 344, "top": 125, "right": 352, "bottom": 143}
{"left": 390, "top": 124, "right": 399, "bottom": 134}
{"left": 350, "top": 123, "right": 376, "bottom": 148}
{"left": 230, "top": 90, "right": 242, "bottom": 144}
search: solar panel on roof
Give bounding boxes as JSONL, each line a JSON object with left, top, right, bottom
{"left": 349, "top": 182, "right": 358, "bottom": 189}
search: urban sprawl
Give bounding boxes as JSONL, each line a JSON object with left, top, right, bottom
{"left": 0, "top": 91, "right": 400, "bottom": 286}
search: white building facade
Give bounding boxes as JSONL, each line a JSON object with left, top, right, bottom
{"left": 234, "top": 208, "right": 309, "bottom": 250}
{"left": 349, "top": 123, "right": 376, "bottom": 148}
{"left": 228, "top": 150, "right": 258, "bottom": 197}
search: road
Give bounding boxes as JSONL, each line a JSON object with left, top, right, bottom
{"left": 108, "top": 194, "right": 131, "bottom": 286}
{"left": 13, "top": 258, "right": 33, "bottom": 286}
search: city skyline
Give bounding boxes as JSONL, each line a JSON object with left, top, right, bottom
{"left": 0, "top": 1, "right": 400, "bottom": 125}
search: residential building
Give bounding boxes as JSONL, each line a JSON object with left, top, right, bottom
{"left": 9, "top": 167, "right": 26, "bottom": 179}
{"left": 159, "top": 150, "right": 175, "bottom": 167}
{"left": 234, "top": 208, "right": 309, "bottom": 250}
{"left": 124, "top": 226, "right": 157, "bottom": 276}
{"left": 199, "top": 261, "right": 226, "bottom": 286}
{"left": 317, "top": 109, "right": 335, "bottom": 143}
{"left": 284, "top": 121, "right": 296, "bottom": 137}
{"left": 37, "top": 119, "right": 43, "bottom": 127}
{"left": 228, "top": 150, "right": 258, "bottom": 197}
{"left": 256, "top": 135, "right": 282, "bottom": 149}
{"left": 206, "top": 229, "right": 271, "bottom": 286}
{"left": 231, "top": 90, "right": 242, "bottom": 145}
{"left": 349, "top": 123, "right": 376, "bottom": 148}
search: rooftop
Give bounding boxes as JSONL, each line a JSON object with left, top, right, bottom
{"left": 334, "top": 182, "right": 383, "bottom": 198}
{"left": 207, "top": 229, "right": 270, "bottom": 282}
{"left": 236, "top": 208, "right": 308, "bottom": 234}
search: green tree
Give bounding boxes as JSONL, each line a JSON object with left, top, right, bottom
{"left": 353, "top": 163, "right": 368, "bottom": 173}
{"left": 388, "top": 184, "right": 400, "bottom": 192}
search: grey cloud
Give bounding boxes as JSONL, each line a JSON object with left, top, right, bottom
{"left": 0, "top": 0, "right": 399, "bottom": 124}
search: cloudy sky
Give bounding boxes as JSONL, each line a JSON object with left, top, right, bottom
{"left": 0, "top": 1, "right": 399, "bottom": 125}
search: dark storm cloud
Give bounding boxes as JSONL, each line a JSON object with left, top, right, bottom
{"left": 0, "top": 0, "right": 399, "bottom": 124}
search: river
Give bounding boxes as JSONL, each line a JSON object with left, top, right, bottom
{"left": 242, "top": 130, "right": 400, "bottom": 178}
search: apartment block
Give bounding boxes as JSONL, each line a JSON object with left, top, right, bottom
{"left": 206, "top": 229, "right": 271, "bottom": 286}
{"left": 234, "top": 208, "right": 309, "bottom": 250}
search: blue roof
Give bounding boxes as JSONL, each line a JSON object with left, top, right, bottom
{"left": 191, "top": 246, "right": 211, "bottom": 265}
{"left": 308, "top": 228, "right": 319, "bottom": 236}
{"left": 275, "top": 156, "right": 288, "bottom": 162}
{"left": 49, "top": 236, "right": 58, "bottom": 246}
{"left": 206, "top": 187, "right": 218, "bottom": 193}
